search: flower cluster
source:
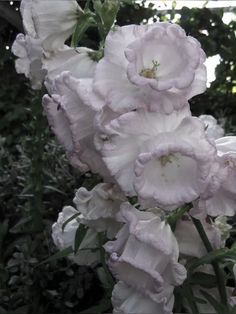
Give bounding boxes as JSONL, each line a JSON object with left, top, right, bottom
{"left": 13, "top": 1, "right": 236, "bottom": 313}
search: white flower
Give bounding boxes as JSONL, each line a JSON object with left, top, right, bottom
{"left": 43, "top": 46, "right": 98, "bottom": 89}
{"left": 112, "top": 281, "right": 174, "bottom": 314}
{"left": 94, "top": 23, "right": 206, "bottom": 114}
{"left": 175, "top": 218, "right": 222, "bottom": 258}
{"left": 20, "top": 0, "right": 82, "bottom": 51}
{"left": 199, "top": 114, "right": 224, "bottom": 141}
{"left": 73, "top": 183, "right": 126, "bottom": 238}
{"left": 97, "top": 106, "right": 219, "bottom": 210}
{"left": 11, "top": 34, "right": 46, "bottom": 89}
{"left": 42, "top": 71, "right": 109, "bottom": 178}
{"left": 104, "top": 203, "right": 186, "bottom": 303}
{"left": 195, "top": 136, "right": 236, "bottom": 217}
{"left": 52, "top": 206, "right": 100, "bottom": 266}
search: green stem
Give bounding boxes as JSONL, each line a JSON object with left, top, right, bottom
{"left": 191, "top": 217, "right": 228, "bottom": 308}
{"left": 167, "top": 203, "right": 192, "bottom": 231}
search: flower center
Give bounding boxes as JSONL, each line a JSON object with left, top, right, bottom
{"left": 139, "top": 60, "right": 160, "bottom": 79}
{"left": 159, "top": 153, "right": 179, "bottom": 167}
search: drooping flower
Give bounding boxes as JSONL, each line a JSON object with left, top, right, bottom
{"left": 42, "top": 71, "right": 109, "bottom": 177}
{"left": 104, "top": 203, "right": 186, "bottom": 303}
{"left": 175, "top": 218, "right": 222, "bottom": 258}
{"left": 73, "top": 183, "right": 126, "bottom": 238}
{"left": 199, "top": 114, "right": 224, "bottom": 141}
{"left": 43, "top": 46, "right": 98, "bottom": 88}
{"left": 20, "top": 0, "right": 82, "bottom": 51}
{"left": 194, "top": 136, "right": 236, "bottom": 217}
{"left": 96, "top": 106, "right": 220, "bottom": 210}
{"left": 112, "top": 281, "right": 174, "bottom": 314}
{"left": 94, "top": 22, "right": 206, "bottom": 114}
{"left": 52, "top": 206, "right": 100, "bottom": 266}
{"left": 11, "top": 34, "right": 46, "bottom": 89}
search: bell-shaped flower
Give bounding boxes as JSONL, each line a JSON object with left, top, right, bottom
{"left": 42, "top": 71, "right": 109, "bottom": 178}
{"left": 104, "top": 203, "right": 186, "bottom": 303}
{"left": 112, "top": 281, "right": 174, "bottom": 314}
{"left": 194, "top": 136, "right": 236, "bottom": 217}
{"left": 43, "top": 46, "right": 98, "bottom": 89}
{"left": 175, "top": 217, "right": 222, "bottom": 258}
{"left": 20, "top": 0, "right": 82, "bottom": 51}
{"left": 199, "top": 114, "right": 224, "bottom": 141}
{"left": 11, "top": 34, "right": 46, "bottom": 89}
{"left": 52, "top": 206, "right": 100, "bottom": 266}
{"left": 94, "top": 22, "right": 206, "bottom": 114}
{"left": 97, "top": 106, "right": 220, "bottom": 210}
{"left": 73, "top": 183, "right": 126, "bottom": 238}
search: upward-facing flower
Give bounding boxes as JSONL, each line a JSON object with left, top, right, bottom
{"left": 96, "top": 105, "right": 219, "bottom": 210}
{"left": 94, "top": 22, "right": 206, "bottom": 114}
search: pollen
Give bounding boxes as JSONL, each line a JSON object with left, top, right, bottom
{"left": 159, "top": 153, "right": 178, "bottom": 167}
{"left": 139, "top": 60, "right": 160, "bottom": 79}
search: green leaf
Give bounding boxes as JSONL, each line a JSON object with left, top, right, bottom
{"left": 62, "top": 212, "right": 80, "bottom": 231}
{"left": 93, "top": 0, "right": 120, "bottom": 39}
{"left": 189, "top": 272, "right": 217, "bottom": 288}
{"left": 36, "top": 246, "right": 73, "bottom": 267}
{"left": 74, "top": 224, "right": 88, "bottom": 254}
{"left": 187, "top": 247, "right": 236, "bottom": 274}
{"left": 9, "top": 216, "right": 32, "bottom": 234}
{"left": 200, "top": 289, "right": 229, "bottom": 314}
{"left": 71, "top": 12, "right": 96, "bottom": 47}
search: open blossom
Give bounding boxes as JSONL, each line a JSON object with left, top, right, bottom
{"left": 194, "top": 136, "right": 236, "bottom": 217}
{"left": 73, "top": 183, "right": 126, "bottom": 238}
{"left": 104, "top": 203, "right": 186, "bottom": 303}
{"left": 199, "top": 114, "right": 224, "bottom": 141}
{"left": 42, "top": 71, "right": 109, "bottom": 177}
{"left": 97, "top": 106, "right": 220, "bottom": 210}
{"left": 112, "top": 281, "right": 174, "bottom": 314}
{"left": 52, "top": 206, "right": 100, "bottom": 266}
{"left": 94, "top": 22, "right": 206, "bottom": 114}
{"left": 11, "top": 34, "right": 46, "bottom": 89}
{"left": 20, "top": 0, "right": 82, "bottom": 51}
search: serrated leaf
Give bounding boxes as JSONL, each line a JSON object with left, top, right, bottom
{"left": 74, "top": 224, "right": 88, "bottom": 254}
{"left": 36, "top": 246, "right": 73, "bottom": 267}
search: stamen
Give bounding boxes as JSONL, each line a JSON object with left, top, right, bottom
{"left": 139, "top": 60, "right": 160, "bottom": 79}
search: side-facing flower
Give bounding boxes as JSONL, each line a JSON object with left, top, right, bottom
{"left": 175, "top": 217, "right": 223, "bottom": 258}
{"left": 42, "top": 71, "right": 109, "bottom": 178}
{"left": 104, "top": 203, "right": 186, "bottom": 303}
{"left": 20, "top": 0, "right": 82, "bottom": 51}
{"left": 112, "top": 281, "right": 174, "bottom": 314}
{"left": 52, "top": 206, "right": 100, "bottom": 266}
{"left": 199, "top": 114, "right": 224, "bottom": 141}
{"left": 73, "top": 183, "right": 126, "bottom": 239}
{"left": 194, "top": 136, "right": 236, "bottom": 217}
{"left": 97, "top": 106, "right": 220, "bottom": 210}
{"left": 94, "top": 23, "right": 206, "bottom": 114}
{"left": 11, "top": 34, "right": 46, "bottom": 89}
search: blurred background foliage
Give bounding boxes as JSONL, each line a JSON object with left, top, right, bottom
{"left": 1, "top": 1, "right": 236, "bottom": 313}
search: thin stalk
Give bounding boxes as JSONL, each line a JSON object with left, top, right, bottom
{"left": 191, "top": 217, "right": 228, "bottom": 308}
{"left": 167, "top": 203, "right": 192, "bottom": 231}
